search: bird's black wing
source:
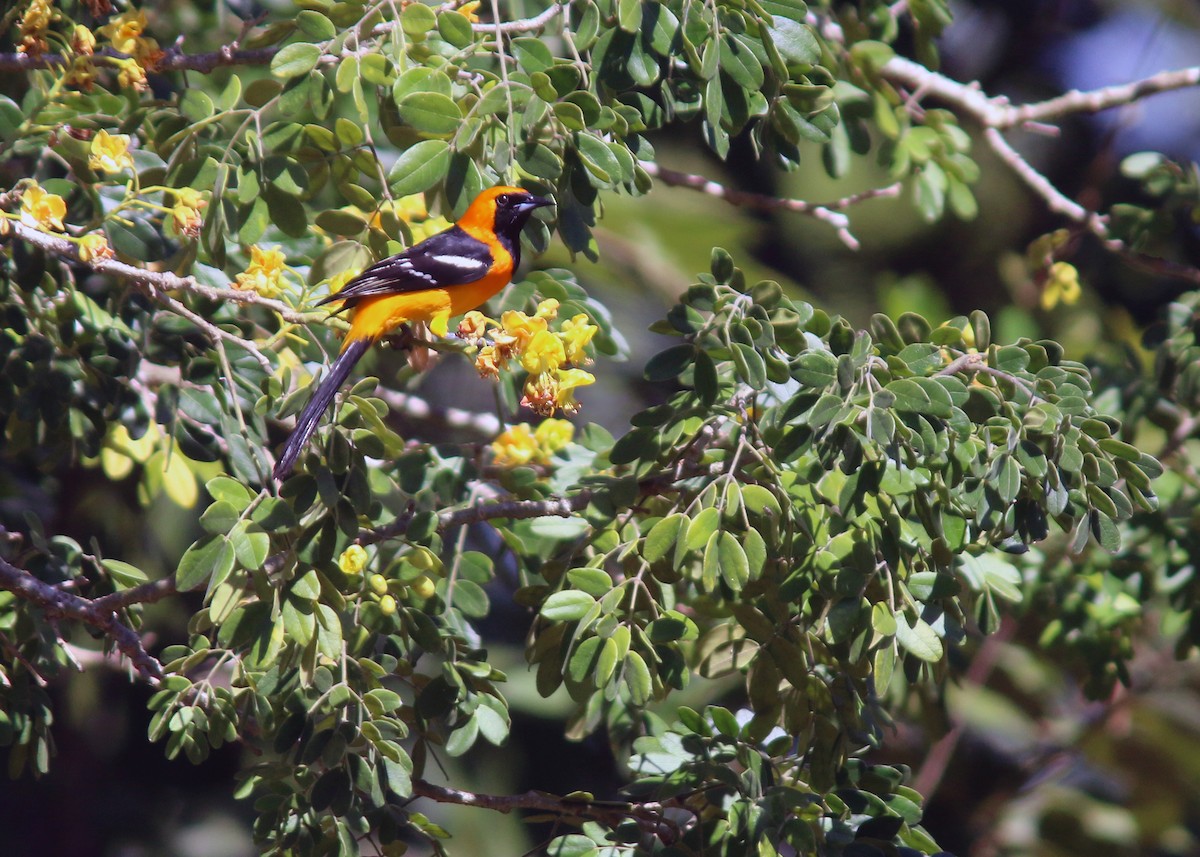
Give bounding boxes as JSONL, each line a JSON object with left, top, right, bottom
{"left": 318, "top": 226, "right": 493, "bottom": 306}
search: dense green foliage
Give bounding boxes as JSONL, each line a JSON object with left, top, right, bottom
{"left": 1, "top": 1, "right": 1199, "bottom": 855}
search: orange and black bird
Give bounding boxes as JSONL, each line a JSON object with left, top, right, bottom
{"left": 273, "top": 186, "right": 552, "bottom": 480}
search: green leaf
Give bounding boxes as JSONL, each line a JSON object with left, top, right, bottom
{"left": 716, "top": 531, "right": 749, "bottom": 592}
{"left": 624, "top": 651, "right": 653, "bottom": 704}
{"left": 180, "top": 90, "right": 213, "bottom": 122}
{"left": 541, "top": 590, "right": 597, "bottom": 622}
{"left": 744, "top": 527, "right": 766, "bottom": 579}
{"left": 618, "top": 0, "right": 642, "bottom": 32}
{"left": 645, "top": 344, "right": 695, "bottom": 381}
{"left": 401, "top": 2, "right": 437, "bottom": 35}
{"left": 741, "top": 484, "right": 782, "bottom": 518}
{"left": 643, "top": 514, "right": 685, "bottom": 563}
{"left": 398, "top": 93, "right": 462, "bottom": 136}
{"left": 0, "top": 96, "right": 22, "bottom": 139}
{"left": 895, "top": 615, "right": 943, "bottom": 662}
{"left": 177, "top": 535, "right": 235, "bottom": 592}
{"left": 271, "top": 43, "right": 322, "bottom": 79}
{"left": 574, "top": 133, "right": 621, "bottom": 186}
{"left": 512, "top": 37, "right": 553, "bottom": 73}
{"left": 567, "top": 568, "right": 613, "bottom": 597}
{"left": 206, "top": 475, "right": 253, "bottom": 509}
{"left": 438, "top": 10, "right": 475, "bottom": 47}
{"left": 292, "top": 568, "right": 322, "bottom": 600}
{"left": 886, "top": 378, "right": 933, "bottom": 414}
{"left": 387, "top": 140, "right": 451, "bottom": 196}
{"left": 768, "top": 18, "right": 820, "bottom": 65}
{"left": 685, "top": 507, "right": 720, "bottom": 552}
{"left": 296, "top": 10, "right": 337, "bottom": 40}
{"left": 103, "top": 559, "right": 149, "bottom": 588}
{"left": 732, "top": 343, "right": 767, "bottom": 389}
{"left": 228, "top": 521, "right": 269, "bottom": 570}
{"left": 720, "top": 34, "right": 765, "bottom": 90}
{"left": 794, "top": 351, "right": 837, "bottom": 387}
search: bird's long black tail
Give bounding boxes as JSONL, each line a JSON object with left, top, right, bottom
{"left": 273, "top": 338, "right": 371, "bottom": 481}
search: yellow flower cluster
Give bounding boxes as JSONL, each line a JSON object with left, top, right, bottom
{"left": 1040, "top": 261, "right": 1082, "bottom": 310}
{"left": 97, "top": 9, "right": 162, "bottom": 90}
{"left": 491, "top": 419, "right": 575, "bottom": 468}
{"left": 89, "top": 129, "right": 133, "bottom": 174}
{"left": 234, "top": 246, "right": 288, "bottom": 298}
{"left": 78, "top": 232, "right": 113, "bottom": 261}
{"left": 169, "top": 187, "right": 207, "bottom": 237}
{"left": 458, "top": 298, "right": 598, "bottom": 417}
{"left": 19, "top": 181, "right": 67, "bottom": 232}
{"left": 1026, "top": 229, "right": 1083, "bottom": 310}
{"left": 17, "top": 0, "right": 56, "bottom": 56}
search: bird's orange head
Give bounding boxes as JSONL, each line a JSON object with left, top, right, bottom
{"left": 458, "top": 186, "right": 553, "bottom": 242}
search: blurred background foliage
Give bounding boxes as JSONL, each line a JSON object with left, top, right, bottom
{"left": 1, "top": 0, "right": 1200, "bottom": 855}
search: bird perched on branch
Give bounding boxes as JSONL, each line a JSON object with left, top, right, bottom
{"left": 273, "top": 186, "right": 552, "bottom": 480}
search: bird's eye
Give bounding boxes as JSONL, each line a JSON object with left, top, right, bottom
{"left": 496, "top": 193, "right": 513, "bottom": 206}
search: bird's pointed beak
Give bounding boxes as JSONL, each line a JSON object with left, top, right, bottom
{"left": 520, "top": 195, "right": 553, "bottom": 212}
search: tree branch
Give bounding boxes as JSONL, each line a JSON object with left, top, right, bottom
{"left": 880, "top": 57, "right": 1200, "bottom": 130}
{"left": 881, "top": 57, "right": 1200, "bottom": 281}
{"left": 0, "top": 4, "right": 566, "bottom": 74}
{"left": 360, "top": 490, "right": 591, "bottom": 546}
{"left": 639, "top": 160, "right": 901, "bottom": 250}
{"left": 0, "top": 552, "right": 166, "bottom": 684}
{"left": 411, "top": 778, "right": 677, "bottom": 839}
{"left": 2, "top": 217, "right": 320, "bottom": 325}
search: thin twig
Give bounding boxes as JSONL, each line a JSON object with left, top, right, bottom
{"left": 880, "top": 57, "right": 1200, "bottom": 281}
{"left": 2, "top": 218, "right": 317, "bottom": 324}
{"left": 411, "top": 778, "right": 676, "bottom": 839}
{"left": 360, "top": 490, "right": 591, "bottom": 546}
{"left": 880, "top": 57, "right": 1200, "bottom": 130}
{"left": 639, "top": 160, "right": 901, "bottom": 250}
{"left": 0, "top": 553, "right": 165, "bottom": 684}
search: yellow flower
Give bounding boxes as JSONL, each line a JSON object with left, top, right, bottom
{"left": 459, "top": 0, "right": 481, "bottom": 23}
{"left": 72, "top": 25, "right": 97, "bottom": 55}
{"left": 235, "top": 246, "right": 287, "bottom": 297}
{"left": 474, "top": 344, "right": 504, "bottom": 379}
{"left": 115, "top": 58, "right": 148, "bottom": 91}
{"left": 170, "top": 187, "right": 207, "bottom": 237}
{"left": 492, "top": 423, "right": 539, "bottom": 467}
{"left": 520, "top": 329, "right": 566, "bottom": 375}
{"left": 559, "top": 314, "right": 598, "bottom": 365}
{"left": 1040, "top": 261, "right": 1082, "bottom": 310}
{"left": 98, "top": 9, "right": 153, "bottom": 56}
{"left": 78, "top": 232, "right": 113, "bottom": 262}
{"left": 498, "top": 309, "right": 547, "bottom": 356}
{"left": 534, "top": 418, "right": 574, "bottom": 455}
{"left": 18, "top": 0, "right": 54, "bottom": 55}
{"left": 19, "top": 182, "right": 66, "bottom": 232}
{"left": 338, "top": 544, "right": 369, "bottom": 576}
{"left": 457, "top": 310, "right": 490, "bottom": 341}
{"left": 534, "top": 298, "right": 560, "bottom": 320}
{"left": 553, "top": 368, "right": 594, "bottom": 415}
{"left": 520, "top": 373, "right": 558, "bottom": 417}
{"left": 89, "top": 129, "right": 134, "bottom": 174}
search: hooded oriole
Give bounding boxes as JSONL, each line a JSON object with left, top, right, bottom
{"left": 273, "top": 186, "right": 552, "bottom": 480}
